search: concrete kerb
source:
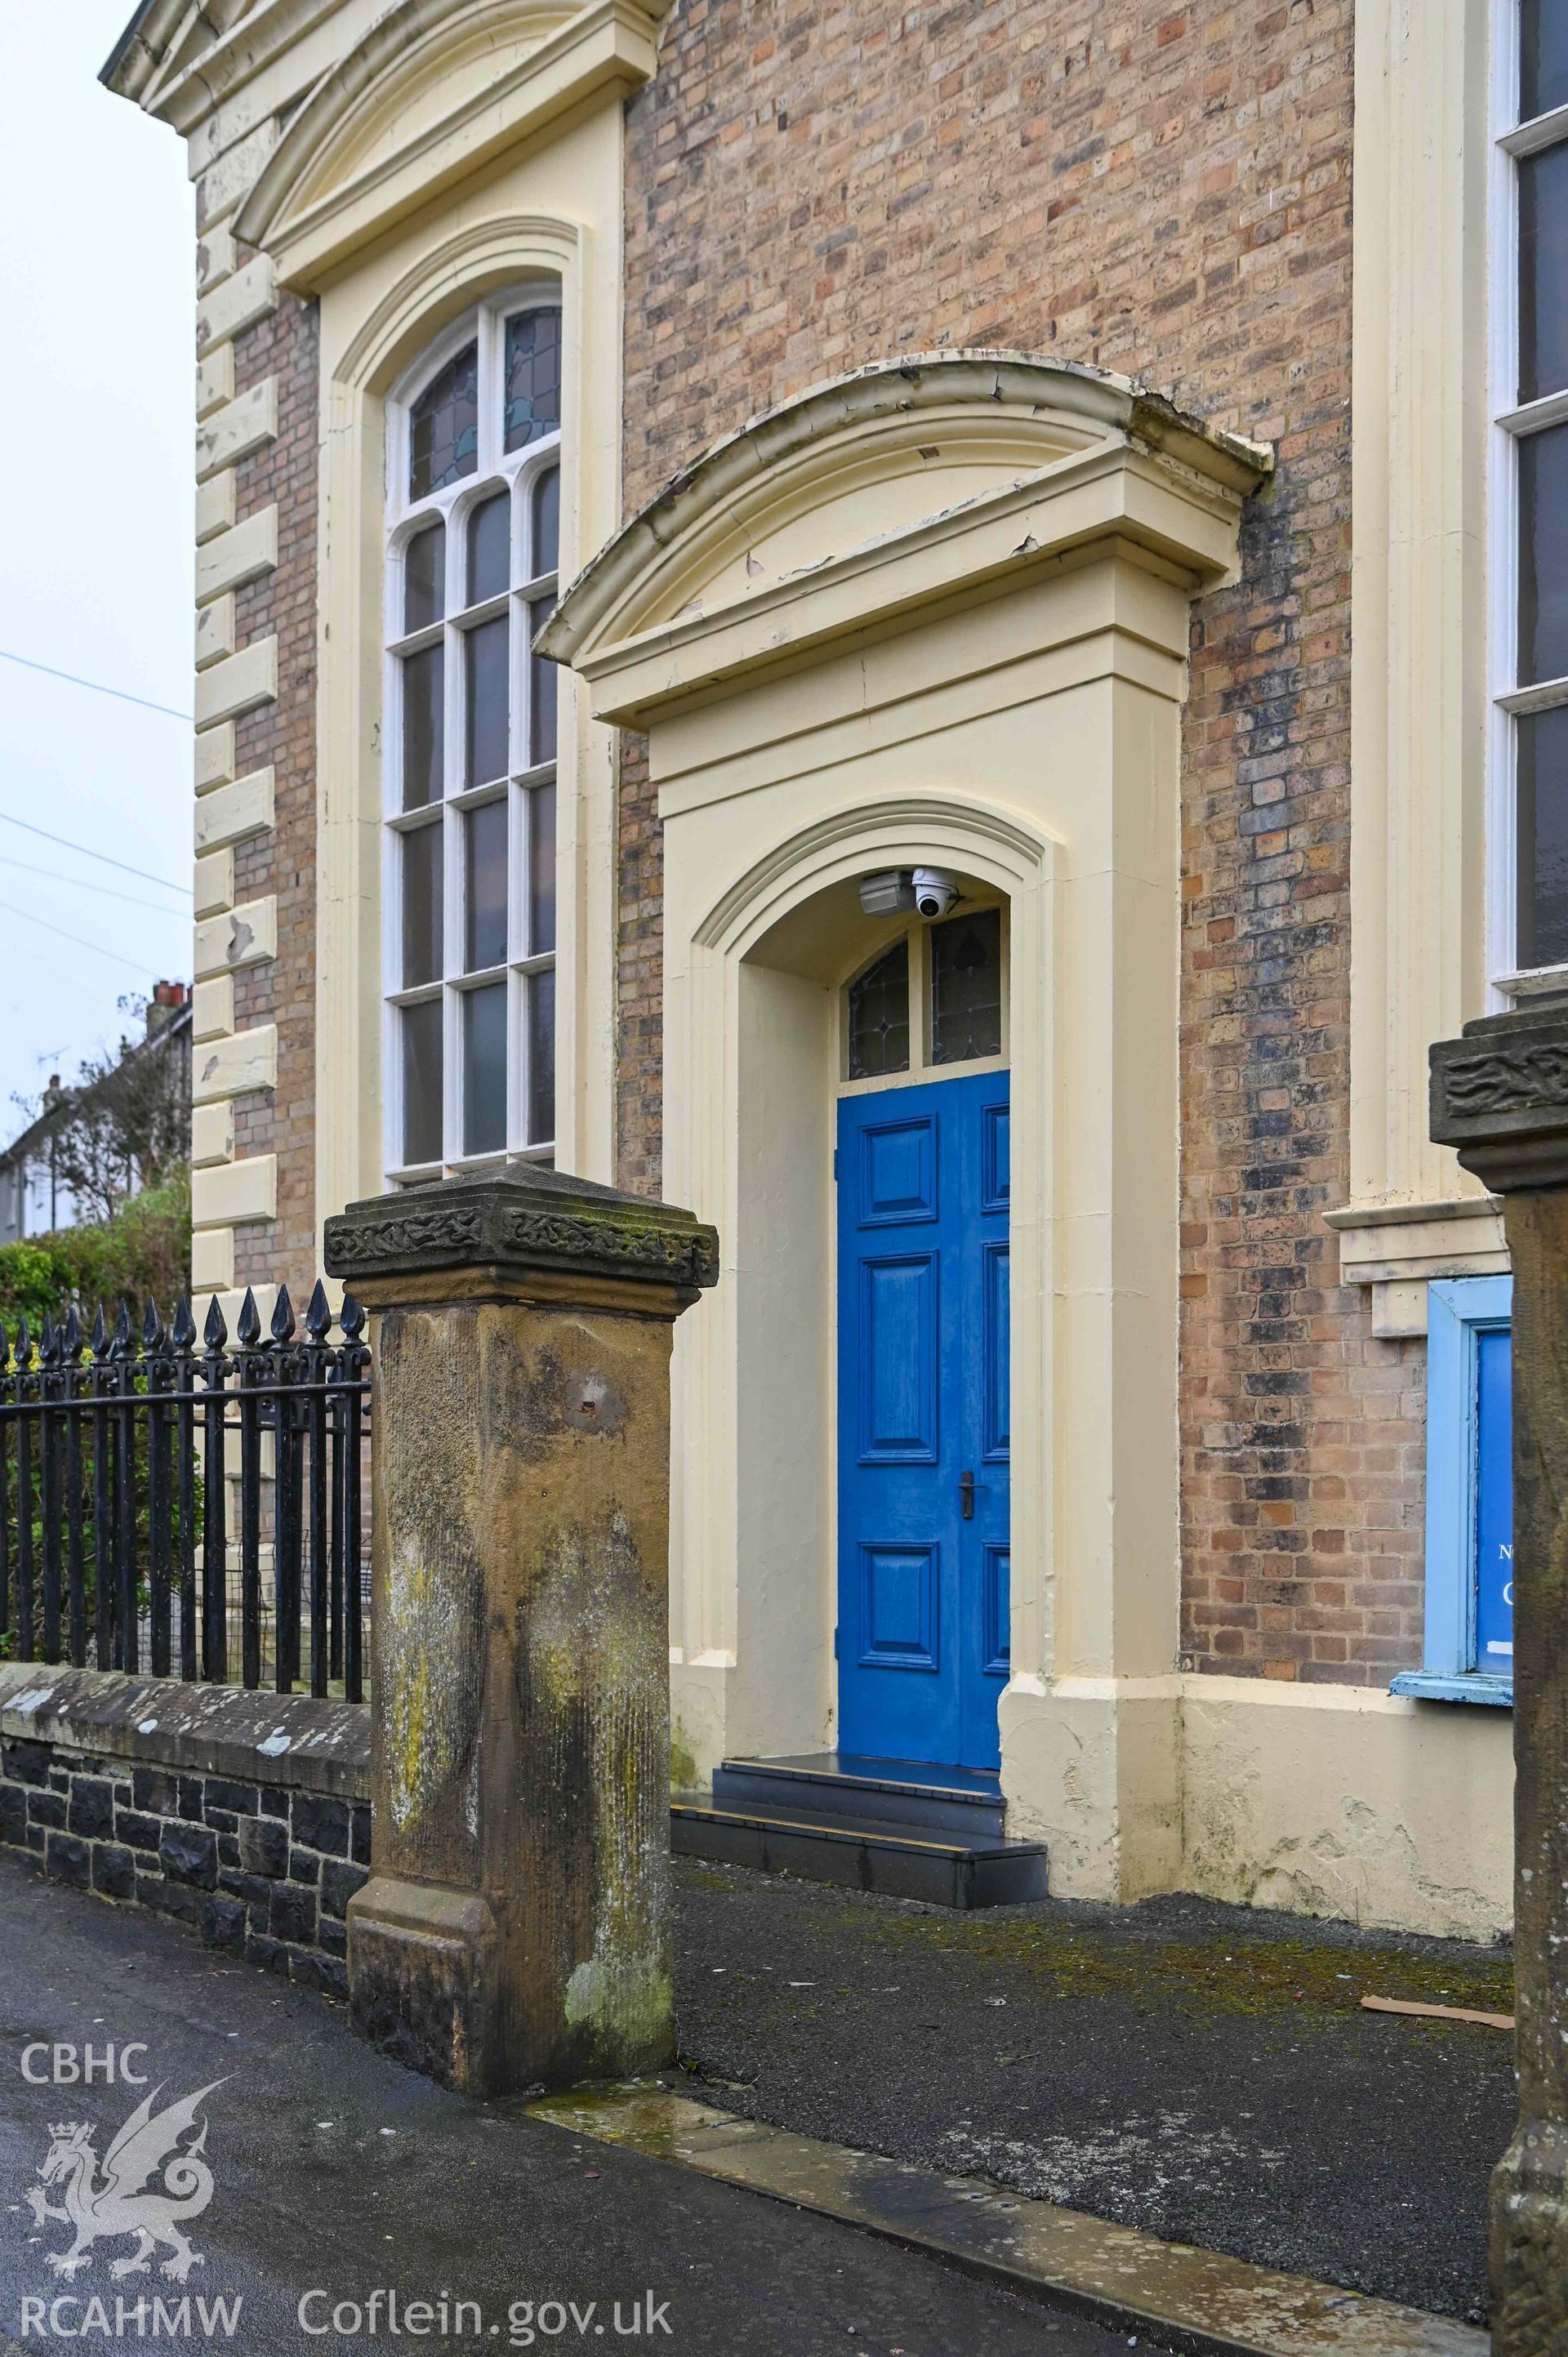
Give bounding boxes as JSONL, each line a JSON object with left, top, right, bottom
{"left": 528, "top": 2087, "right": 1486, "bottom": 2357}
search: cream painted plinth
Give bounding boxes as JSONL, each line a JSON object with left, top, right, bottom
{"left": 1178, "top": 1676, "right": 1513, "bottom": 1942}
{"left": 543, "top": 355, "right": 1272, "bottom": 1900}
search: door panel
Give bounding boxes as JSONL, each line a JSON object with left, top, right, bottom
{"left": 836, "top": 1069, "right": 1011, "bottom": 1771}
{"left": 983, "top": 1241, "right": 1009, "bottom": 1459}
{"left": 858, "top": 1544, "right": 939, "bottom": 1669}
{"left": 859, "top": 1116, "right": 938, "bottom": 1223}
{"left": 858, "top": 1256, "right": 939, "bottom": 1461}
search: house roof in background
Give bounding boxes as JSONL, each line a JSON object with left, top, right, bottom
{"left": 0, "top": 1000, "right": 191, "bottom": 1176}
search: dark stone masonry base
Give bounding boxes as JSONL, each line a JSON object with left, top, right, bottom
{"left": 0, "top": 1661, "right": 370, "bottom": 1997}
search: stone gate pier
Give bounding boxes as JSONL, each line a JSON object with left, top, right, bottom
{"left": 324, "top": 1162, "right": 718, "bottom": 2099}
{"left": 1431, "top": 1003, "right": 1568, "bottom": 2355}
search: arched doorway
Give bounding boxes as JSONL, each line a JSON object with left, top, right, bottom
{"left": 541, "top": 352, "right": 1269, "bottom": 1899}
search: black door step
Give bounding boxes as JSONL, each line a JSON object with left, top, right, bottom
{"left": 713, "top": 1753, "right": 1006, "bottom": 1839}
{"left": 670, "top": 1789, "right": 1047, "bottom": 1909}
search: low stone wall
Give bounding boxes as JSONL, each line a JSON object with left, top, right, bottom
{"left": 0, "top": 1662, "right": 370, "bottom": 1996}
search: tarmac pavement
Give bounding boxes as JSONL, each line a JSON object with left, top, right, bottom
{"left": 0, "top": 1851, "right": 1151, "bottom": 2357}
{"left": 670, "top": 1860, "right": 1518, "bottom": 2328}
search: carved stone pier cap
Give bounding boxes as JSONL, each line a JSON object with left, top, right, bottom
{"left": 1431, "top": 1002, "right": 1568, "bottom": 1194}
{"left": 325, "top": 1159, "right": 720, "bottom": 1312}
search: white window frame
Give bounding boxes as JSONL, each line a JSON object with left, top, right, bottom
{"left": 1490, "top": 0, "right": 1568, "bottom": 996}
{"left": 381, "top": 281, "right": 563, "bottom": 1185}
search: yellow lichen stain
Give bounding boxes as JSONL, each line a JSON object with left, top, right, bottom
{"left": 382, "top": 1530, "right": 477, "bottom": 1839}
{"left": 669, "top": 1723, "right": 699, "bottom": 1793}
{"left": 523, "top": 1505, "right": 672, "bottom": 2069}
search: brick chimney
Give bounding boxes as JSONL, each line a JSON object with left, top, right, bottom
{"left": 145, "top": 979, "right": 189, "bottom": 1038}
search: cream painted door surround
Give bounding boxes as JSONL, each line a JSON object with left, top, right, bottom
{"left": 542, "top": 355, "right": 1272, "bottom": 1899}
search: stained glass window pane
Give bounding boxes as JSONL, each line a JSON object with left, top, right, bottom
{"left": 464, "top": 798, "right": 508, "bottom": 973}
{"left": 1520, "top": 143, "right": 1568, "bottom": 406}
{"left": 529, "top": 782, "right": 556, "bottom": 956}
{"left": 504, "top": 309, "right": 562, "bottom": 452}
{"left": 530, "top": 596, "right": 558, "bottom": 765}
{"left": 409, "top": 341, "right": 479, "bottom": 501}
{"left": 1518, "top": 704, "right": 1568, "bottom": 969}
{"left": 462, "top": 982, "right": 508, "bottom": 1156}
{"left": 528, "top": 967, "right": 556, "bottom": 1146}
{"left": 846, "top": 942, "right": 910, "bottom": 1081}
{"left": 401, "top": 999, "right": 443, "bottom": 1167}
{"left": 403, "top": 522, "right": 444, "bottom": 634}
{"left": 532, "top": 466, "right": 560, "bottom": 577}
{"left": 401, "top": 819, "right": 443, "bottom": 988}
{"left": 931, "top": 908, "right": 1004, "bottom": 1066}
{"left": 1521, "top": 1, "right": 1568, "bottom": 122}
{"left": 401, "top": 644, "right": 444, "bottom": 810}
{"left": 466, "top": 490, "right": 510, "bottom": 607}
{"left": 465, "top": 616, "right": 510, "bottom": 789}
{"left": 1519, "top": 421, "right": 1568, "bottom": 685}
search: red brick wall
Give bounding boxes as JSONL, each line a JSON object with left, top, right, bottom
{"left": 229, "top": 287, "right": 320, "bottom": 1309}
{"left": 620, "top": 0, "right": 1423, "bottom": 1683}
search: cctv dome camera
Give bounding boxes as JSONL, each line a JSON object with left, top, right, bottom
{"left": 911, "top": 867, "right": 960, "bottom": 920}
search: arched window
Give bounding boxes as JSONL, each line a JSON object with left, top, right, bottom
{"left": 842, "top": 902, "right": 1007, "bottom": 1085}
{"left": 383, "top": 286, "right": 563, "bottom": 1178}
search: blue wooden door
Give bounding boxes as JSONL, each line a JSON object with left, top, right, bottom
{"left": 835, "top": 1071, "right": 1010, "bottom": 1770}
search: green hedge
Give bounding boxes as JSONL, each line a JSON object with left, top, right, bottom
{"left": 0, "top": 1170, "right": 191, "bottom": 1332}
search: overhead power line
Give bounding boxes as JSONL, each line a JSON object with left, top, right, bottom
{"left": 4, "top": 853, "right": 198, "bottom": 919}
{"left": 0, "top": 897, "right": 154, "bottom": 977}
{"left": 0, "top": 644, "right": 191, "bottom": 722}
{"left": 0, "top": 809, "right": 190, "bottom": 898}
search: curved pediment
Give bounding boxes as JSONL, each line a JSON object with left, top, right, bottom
{"left": 238, "top": 0, "right": 668, "bottom": 284}
{"left": 540, "top": 353, "right": 1272, "bottom": 721}
{"left": 628, "top": 402, "right": 1098, "bottom": 631}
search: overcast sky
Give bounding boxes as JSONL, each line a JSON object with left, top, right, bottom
{"left": 0, "top": 7, "right": 193, "bottom": 1130}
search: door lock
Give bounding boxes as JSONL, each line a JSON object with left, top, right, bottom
{"left": 960, "top": 1469, "right": 976, "bottom": 1520}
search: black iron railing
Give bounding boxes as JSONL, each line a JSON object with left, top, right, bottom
{"left": 0, "top": 1282, "right": 370, "bottom": 1700}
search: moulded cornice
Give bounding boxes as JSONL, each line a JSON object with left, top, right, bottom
{"left": 234, "top": 0, "right": 667, "bottom": 283}
{"left": 101, "top": 1, "right": 190, "bottom": 100}
{"left": 105, "top": 0, "right": 675, "bottom": 148}
{"left": 105, "top": 0, "right": 338, "bottom": 114}
{"left": 538, "top": 352, "right": 1273, "bottom": 728}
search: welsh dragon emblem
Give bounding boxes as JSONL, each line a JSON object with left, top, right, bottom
{"left": 25, "top": 2081, "right": 224, "bottom": 2282}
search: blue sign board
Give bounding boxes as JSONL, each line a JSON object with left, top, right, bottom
{"left": 1474, "top": 1325, "right": 1513, "bottom": 1671}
